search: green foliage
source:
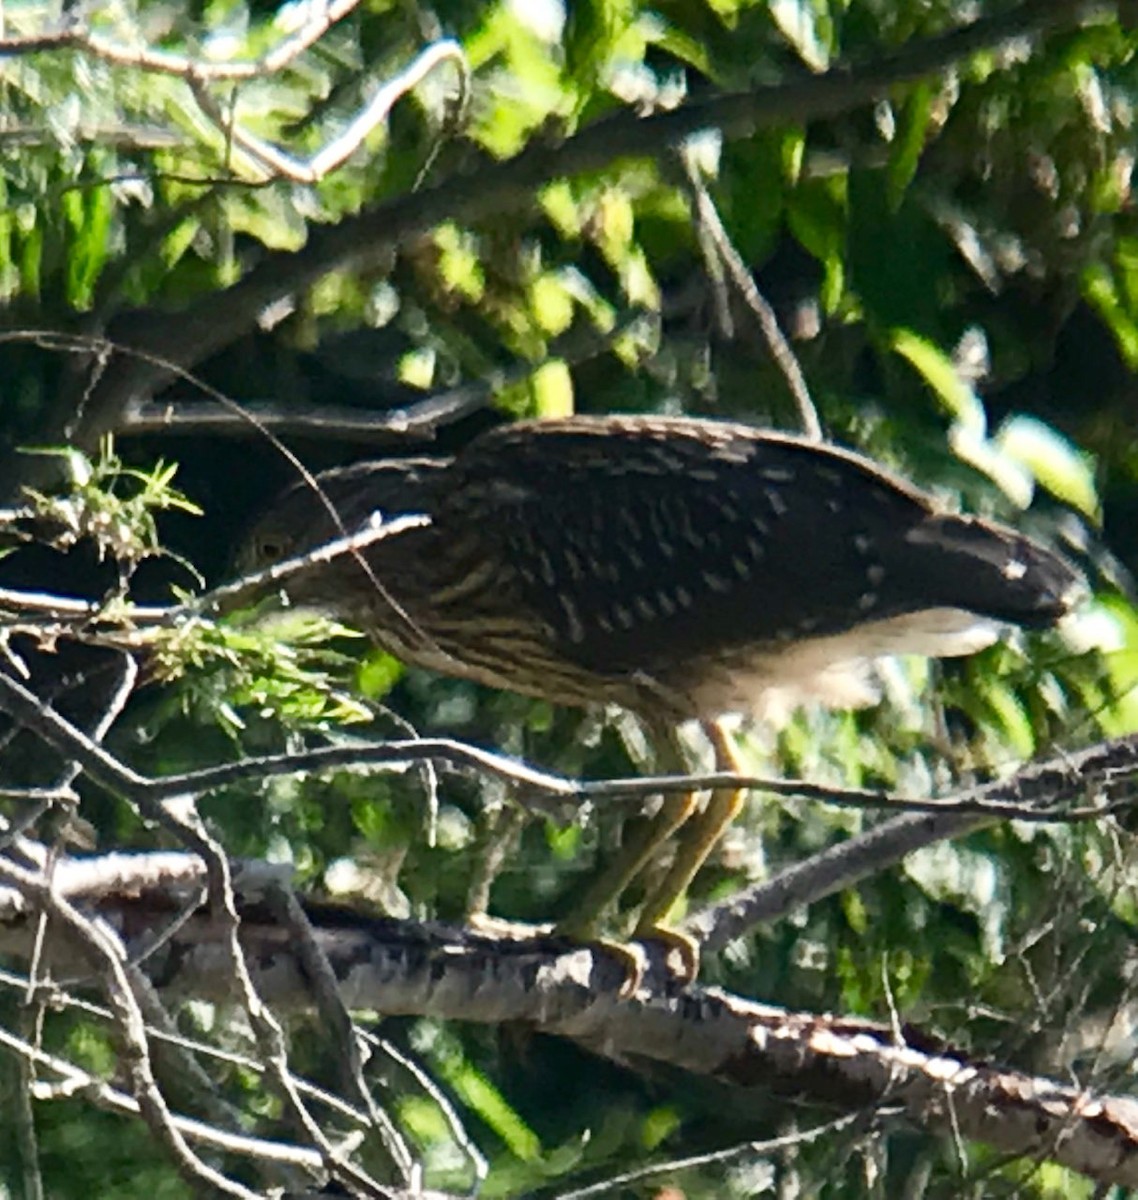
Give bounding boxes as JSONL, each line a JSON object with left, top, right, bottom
{"left": 24, "top": 438, "right": 201, "bottom": 568}
{"left": 151, "top": 611, "right": 374, "bottom": 726}
{"left": 0, "top": 0, "right": 1137, "bottom": 1196}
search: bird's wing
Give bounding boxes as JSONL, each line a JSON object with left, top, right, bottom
{"left": 444, "top": 419, "right": 1076, "bottom": 676}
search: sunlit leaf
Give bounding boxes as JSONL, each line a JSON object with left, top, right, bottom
{"left": 442, "top": 1061, "right": 542, "bottom": 1162}
{"left": 769, "top": 0, "right": 829, "bottom": 71}
{"left": 1083, "top": 261, "right": 1138, "bottom": 367}
{"left": 994, "top": 415, "right": 1102, "bottom": 522}
{"left": 948, "top": 424, "right": 1035, "bottom": 509}
{"left": 358, "top": 651, "right": 405, "bottom": 700}
{"left": 530, "top": 271, "right": 575, "bottom": 334}
{"left": 531, "top": 358, "right": 574, "bottom": 417}
{"left": 892, "top": 328, "right": 986, "bottom": 433}
{"left": 436, "top": 223, "right": 486, "bottom": 301}
{"left": 641, "top": 1105, "right": 681, "bottom": 1150}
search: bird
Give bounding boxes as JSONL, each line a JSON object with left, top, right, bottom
{"left": 237, "top": 414, "right": 1082, "bottom": 977}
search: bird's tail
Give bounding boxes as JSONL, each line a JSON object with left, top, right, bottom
{"left": 900, "top": 514, "right": 1082, "bottom": 627}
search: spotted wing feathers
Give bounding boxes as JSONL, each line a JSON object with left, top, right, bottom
{"left": 447, "top": 419, "right": 1078, "bottom": 674}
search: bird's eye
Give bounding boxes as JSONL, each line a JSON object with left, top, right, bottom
{"left": 257, "top": 536, "right": 288, "bottom": 562}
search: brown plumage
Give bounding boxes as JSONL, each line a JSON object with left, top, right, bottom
{"left": 241, "top": 415, "right": 1078, "bottom": 716}
{"left": 239, "top": 415, "right": 1081, "bottom": 966}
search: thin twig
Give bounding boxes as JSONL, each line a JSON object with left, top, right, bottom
{"left": 0, "top": 0, "right": 365, "bottom": 81}
{"left": 552, "top": 1113, "right": 864, "bottom": 1200}
{"left": 9, "top": 1044, "right": 45, "bottom": 1200}
{"left": 188, "top": 40, "right": 467, "bottom": 183}
{"left": 0, "top": 660, "right": 1134, "bottom": 826}
{"left": 262, "top": 883, "right": 417, "bottom": 1187}
{"left": 203, "top": 513, "right": 430, "bottom": 610}
{"left": 0, "top": 855, "right": 262, "bottom": 1199}
{"left": 45, "top": 891, "right": 1138, "bottom": 1191}
{"left": 0, "top": 962, "right": 434, "bottom": 1149}
{"left": 0, "top": 1022, "right": 327, "bottom": 1172}
{"left": 0, "top": 662, "right": 397, "bottom": 1193}
{"left": 356, "top": 1028, "right": 489, "bottom": 1193}
{"left": 117, "top": 307, "right": 652, "bottom": 443}
{"left": 681, "top": 148, "right": 821, "bottom": 440}
{"left": 684, "top": 811, "right": 983, "bottom": 951}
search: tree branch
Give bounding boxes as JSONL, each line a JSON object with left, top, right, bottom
{"left": 5, "top": 865, "right": 1135, "bottom": 1190}
{"left": 48, "top": 0, "right": 1099, "bottom": 451}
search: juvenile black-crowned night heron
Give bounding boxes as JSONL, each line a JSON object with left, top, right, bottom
{"left": 239, "top": 415, "right": 1081, "bottom": 974}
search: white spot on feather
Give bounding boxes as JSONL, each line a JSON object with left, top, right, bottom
{"left": 703, "top": 571, "right": 731, "bottom": 593}
{"left": 765, "top": 488, "right": 789, "bottom": 517}
{"left": 560, "top": 595, "right": 585, "bottom": 643}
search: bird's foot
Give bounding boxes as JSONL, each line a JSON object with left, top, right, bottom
{"left": 633, "top": 924, "right": 701, "bottom": 986}
{"left": 550, "top": 915, "right": 650, "bottom": 998}
{"left": 594, "top": 937, "right": 652, "bottom": 999}
{"left": 553, "top": 917, "right": 700, "bottom": 996}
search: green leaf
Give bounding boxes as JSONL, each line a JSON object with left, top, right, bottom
{"left": 887, "top": 83, "right": 935, "bottom": 208}
{"left": 891, "top": 328, "right": 986, "bottom": 433}
{"left": 842, "top": 889, "right": 869, "bottom": 936}
{"left": 1083, "top": 260, "right": 1138, "bottom": 367}
{"left": 358, "top": 652, "right": 405, "bottom": 700}
{"left": 530, "top": 272, "right": 575, "bottom": 335}
{"left": 63, "top": 174, "right": 113, "bottom": 310}
{"left": 641, "top": 1105, "right": 681, "bottom": 1150}
{"left": 649, "top": 21, "right": 714, "bottom": 78}
{"left": 974, "top": 676, "right": 1037, "bottom": 761}
{"left": 1074, "top": 596, "right": 1138, "bottom": 736}
{"left": 531, "top": 359, "right": 575, "bottom": 417}
{"left": 441, "top": 1060, "right": 542, "bottom": 1162}
{"left": 541, "top": 181, "right": 583, "bottom": 238}
{"left": 565, "top": 0, "right": 637, "bottom": 88}
{"left": 994, "top": 415, "right": 1102, "bottom": 523}
{"left": 435, "top": 223, "right": 486, "bottom": 302}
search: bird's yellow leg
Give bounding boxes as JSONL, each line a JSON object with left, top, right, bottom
{"left": 634, "top": 720, "right": 746, "bottom": 976}
{"left": 554, "top": 724, "right": 698, "bottom": 975}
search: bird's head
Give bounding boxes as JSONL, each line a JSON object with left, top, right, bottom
{"left": 231, "top": 457, "right": 450, "bottom": 613}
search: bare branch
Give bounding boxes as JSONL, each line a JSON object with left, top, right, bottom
{"left": 0, "top": 1020, "right": 327, "bottom": 1171}
{"left": 0, "top": 654, "right": 1134, "bottom": 833}
{"left": 685, "top": 810, "right": 983, "bottom": 951}
{"left": 554, "top": 1114, "right": 865, "bottom": 1199}
{"left": 2, "top": 655, "right": 1137, "bottom": 981}
{"left": 31, "top": 888, "right": 1135, "bottom": 1192}
{"left": 0, "top": 997, "right": 460, "bottom": 1197}
{"left": 0, "top": 959, "right": 456, "bottom": 1154}
{"left": 261, "top": 883, "right": 417, "bottom": 1186}
{"left": 188, "top": 40, "right": 466, "bottom": 183}
{"left": 116, "top": 307, "right": 652, "bottom": 443}
{"left": 0, "top": 854, "right": 262, "bottom": 1198}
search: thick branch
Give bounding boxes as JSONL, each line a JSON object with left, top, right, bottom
{"left": 685, "top": 810, "right": 984, "bottom": 949}
{"left": 7, "top": 879, "right": 1133, "bottom": 1190}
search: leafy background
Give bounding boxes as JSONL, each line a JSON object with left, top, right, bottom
{"left": 0, "top": 0, "right": 1137, "bottom": 1196}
